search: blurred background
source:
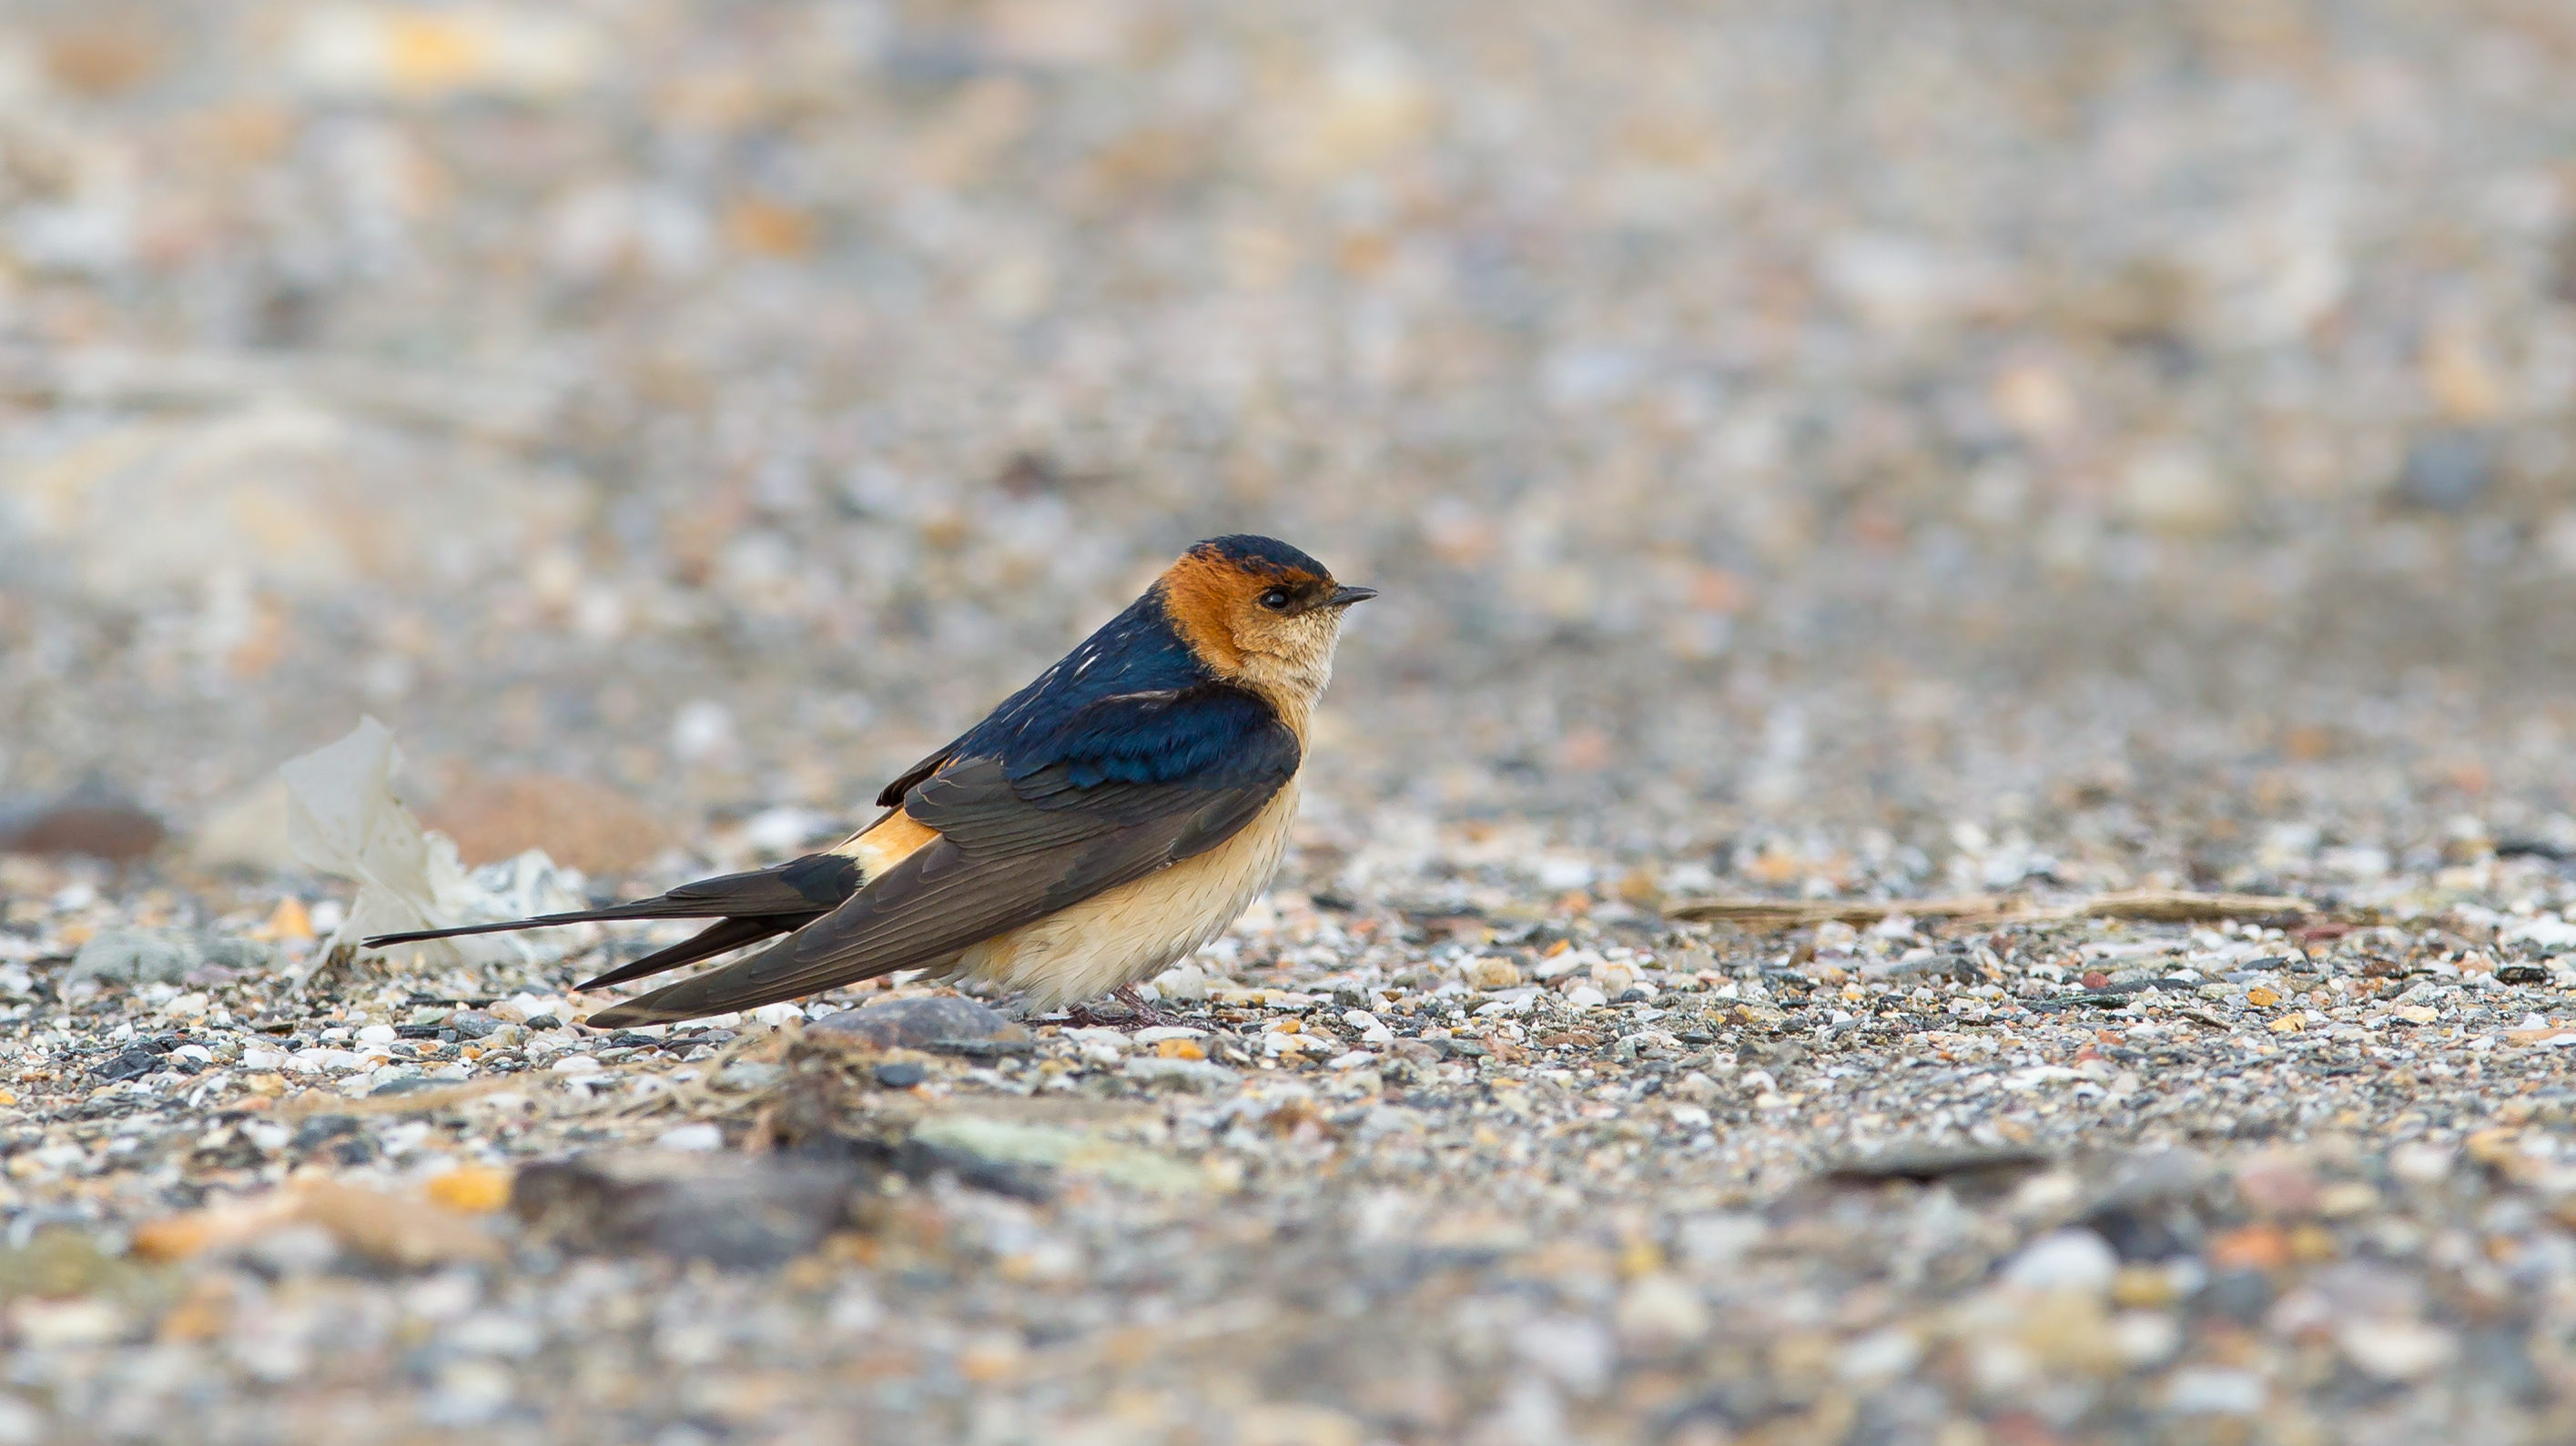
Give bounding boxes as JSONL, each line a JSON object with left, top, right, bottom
{"left": 2, "top": 0, "right": 2574, "bottom": 900}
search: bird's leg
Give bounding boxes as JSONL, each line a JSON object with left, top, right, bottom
{"left": 1115, "top": 983, "right": 1187, "bottom": 1028}
{"left": 1064, "top": 984, "right": 1186, "bottom": 1030}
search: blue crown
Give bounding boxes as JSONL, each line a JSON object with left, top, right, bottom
{"left": 1192, "top": 534, "right": 1331, "bottom": 578}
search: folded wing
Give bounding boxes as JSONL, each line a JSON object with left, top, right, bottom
{"left": 587, "top": 685, "right": 1296, "bottom": 1027}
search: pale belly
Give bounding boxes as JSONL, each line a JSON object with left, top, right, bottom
{"left": 949, "top": 780, "right": 1302, "bottom": 1008}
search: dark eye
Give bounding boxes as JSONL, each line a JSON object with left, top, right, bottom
{"left": 1258, "top": 588, "right": 1293, "bottom": 612}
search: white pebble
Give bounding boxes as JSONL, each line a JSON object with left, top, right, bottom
{"left": 2337, "top": 1319, "right": 2456, "bottom": 1381}
{"left": 2165, "top": 1366, "right": 2266, "bottom": 1415}
{"left": 1151, "top": 963, "right": 1210, "bottom": 1000}
{"left": 1835, "top": 1327, "right": 1921, "bottom": 1381}
{"left": 503, "top": 993, "right": 564, "bottom": 1022}
{"left": 2389, "top": 1142, "right": 2453, "bottom": 1183}
{"left": 2001, "top": 1230, "right": 2119, "bottom": 1295}
{"left": 654, "top": 1122, "right": 724, "bottom": 1152}
{"left": 1511, "top": 1316, "right": 1614, "bottom": 1398}
{"left": 1530, "top": 948, "right": 1596, "bottom": 981}
{"left": 295, "top": 1047, "right": 367, "bottom": 1071}
{"left": 1341, "top": 1009, "right": 1394, "bottom": 1044}
{"left": 2113, "top": 1311, "right": 2182, "bottom": 1368}
{"left": 550, "top": 1055, "right": 602, "bottom": 1076}
{"left": 0, "top": 1393, "right": 46, "bottom": 1445}
{"left": 670, "top": 698, "right": 737, "bottom": 762}
{"left": 1614, "top": 1274, "right": 1709, "bottom": 1346}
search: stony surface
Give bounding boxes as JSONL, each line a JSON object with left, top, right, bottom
{"left": 4, "top": 1, "right": 2576, "bottom": 1443}
{"left": 7, "top": 861, "right": 2576, "bottom": 1444}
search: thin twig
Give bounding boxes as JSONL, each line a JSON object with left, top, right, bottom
{"left": 1668, "top": 887, "right": 2317, "bottom": 931}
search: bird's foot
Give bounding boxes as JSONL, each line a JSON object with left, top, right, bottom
{"left": 1063, "top": 985, "right": 1188, "bottom": 1030}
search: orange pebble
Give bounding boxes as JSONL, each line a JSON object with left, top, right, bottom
{"left": 2210, "top": 1224, "right": 2290, "bottom": 1272}
{"left": 425, "top": 1167, "right": 513, "bottom": 1214}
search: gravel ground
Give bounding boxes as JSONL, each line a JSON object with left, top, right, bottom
{"left": 5, "top": 1, "right": 2576, "bottom": 1442}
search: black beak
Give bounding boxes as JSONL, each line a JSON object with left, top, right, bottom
{"left": 1328, "top": 584, "right": 1379, "bottom": 608}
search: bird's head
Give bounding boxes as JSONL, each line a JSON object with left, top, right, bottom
{"left": 1157, "top": 535, "right": 1375, "bottom": 708}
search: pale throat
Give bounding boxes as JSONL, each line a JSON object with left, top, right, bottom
{"left": 1233, "top": 622, "right": 1341, "bottom": 735}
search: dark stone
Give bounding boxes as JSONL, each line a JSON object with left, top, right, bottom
{"left": 2202, "top": 1268, "right": 2272, "bottom": 1323}
{"left": 2497, "top": 965, "right": 2551, "bottom": 986}
{"left": 2395, "top": 428, "right": 2495, "bottom": 512}
{"left": 810, "top": 996, "right": 1026, "bottom": 1050}
{"left": 291, "top": 1115, "right": 364, "bottom": 1151}
{"left": 2081, "top": 1148, "right": 2215, "bottom": 1259}
{"left": 448, "top": 1012, "right": 502, "bottom": 1039}
{"left": 2086, "top": 1200, "right": 2202, "bottom": 1260}
{"left": 849, "top": 1138, "right": 1051, "bottom": 1203}
{"left": 2026, "top": 991, "right": 2144, "bottom": 1013}
{"left": 394, "top": 1024, "right": 446, "bottom": 1039}
{"left": 512, "top": 1153, "right": 863, "bottom": 1269}
{"left": 0, "top": 783, "right": 167, "bottom": 863}
{"left": 93, "top": 1047, "right": 167, "bottom": 1083}
{"left": 920, "top": 1037, "right": 1035, "bottom": 1058}
{"left": 1823, "top": 1141, "right": 2053, "bottom": 1190}
{"left": 873, "top": 1061, "right": 929, "bottom": 1088}
{"left": 68, "top": 933, "right": 198, "bottom": 988}
{"left": 1388, "top": 1039, "right": 1443, "bottom": 1067}
{"left": 522, "top": 1015, "right": 563, "bottom": 1031}
{"left": 2461, "top": 1324, "right": 2549, "bottom": 1406}
{"left": 994, "top": 450, "right": 1068, "bottom": 496}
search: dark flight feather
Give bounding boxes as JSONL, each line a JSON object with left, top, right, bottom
{"left": 574, "top": 915, "right": 806, "bottom": 991}
{"left": 362, "top": 853, "right": 860, "bottom": 946}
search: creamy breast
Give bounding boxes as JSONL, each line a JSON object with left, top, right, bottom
{"left": 950, "top": 779, "right": 1302, "bottom": 1006}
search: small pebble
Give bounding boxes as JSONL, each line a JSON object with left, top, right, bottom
{"left": 654, "top": 1124, "right": 724, "bottom": 1153}
{"left": 2003, "top": 1231, "right": 2120, "bottom": 1295}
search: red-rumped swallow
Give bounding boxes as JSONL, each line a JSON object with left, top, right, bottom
{"left": 367, "top": 536, "right": 1374, "bottom": 1028}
